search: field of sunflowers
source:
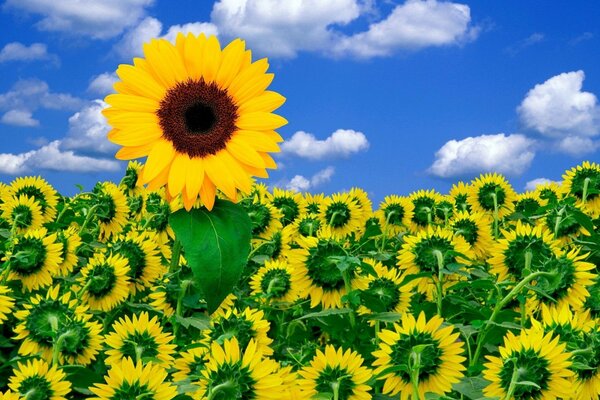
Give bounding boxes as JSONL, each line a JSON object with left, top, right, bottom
{"left": 0, "top": 33, "right": 600, "bottom": 400}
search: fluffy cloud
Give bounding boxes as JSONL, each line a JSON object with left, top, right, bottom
{"left": 0, "top": 79, "right": 82, "bottom": 112}
{"left": 556, "top": 136, "right": 600, "bottom": 156}
{"left": 4, "top": 0, "right": 154, "bottom": 39}
{"left": 88, "top": 73, "right": 118, "bottom": 95}
{"left": 524, "top": 178, "right": 559, "bottom": 191}
{"left": 518, "top": 71, "right": 600, "bottom": 138}
{"left": 61, "top": 100, "right": 117, "bottom": 155}
{"left": 429, "top": 133, "right": 536, "bottom": 178}
{"left": 162, "top": 22, "right": 219, "bottom": 44}
{"left": 1, "top": 110, "right": 39, "bottom": 127}
{"left": 334, "top": 0, "right": 478, "bottom": 58}
{"left": 0, "top": 42, "right": 58, "bottom": 64}
{"left": 0, "top": 140, "right": 120, "bottom": 175}
{"left": 285, "top": 166, "right": 335, "bottom": 192}
{"left": 281, "top": 129, "right": 369, "bottom": 160}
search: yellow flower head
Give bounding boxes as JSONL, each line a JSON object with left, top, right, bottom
{"left": 8, "top": 359, "right": 71, "bottom": 400}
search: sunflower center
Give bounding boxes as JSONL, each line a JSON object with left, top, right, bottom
{"left": 499, "top": 349, "right": 550, "bottom": 398}
{"left": 315, "top": 366, "right": 357, "bottom": 400}
{"left": 306, "top": 242, "right": 349, "bottom": 291}
{"left": 477, "top": 183, "right": 506, "bottom": 211}
{"left": 435, "top": 200, "right": 454, "bottom": 221}
{"left": 454, "top": 194, "right": 470, "bottom": 212}
{"left": 18, "top": 375, "right": 53, "bottom": 400}
{"left": 87, "top": 263, "right": 117, "bottom": 298}
{"left": 12, "top": 204, "right": 34, "bottom": 228}
{"left": 391, "top": 331, "right": 442, "bottom": 382}
{"left": 260, "top": 268, "right": 292, "bottom": 298}
{"left": 10, "top": 237, "right": 47, "bottom": 276}
{"left": 120, "top": 331, "right": 159, "bottom": 361}
{"left": 411, "top": 196, "right": 436, "bottom": 227}
{"left": 158, "top": 79, "right": 238, "bottom": 158}
{"left": 272, "top": 197, "right": 300, "bottom": 225}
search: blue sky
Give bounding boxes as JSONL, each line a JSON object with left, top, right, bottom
{"left": 0, "top": 0, "right": 599, "bottom": 204}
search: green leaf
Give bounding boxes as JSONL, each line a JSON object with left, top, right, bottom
{"left": 452, "top": 375, "right": 490, "bottom": 400}
{"left": 169, "top": 200, "right": 252, "bottom": 314}
{"left": 175, "top": 314, "right": 211, "bottom": 330}
{"left": 295, "top": 308, "right": 352, "bottom": 321}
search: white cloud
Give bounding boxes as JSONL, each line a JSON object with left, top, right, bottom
{"left": 88, "top": 73, "right": 118, "bottom": 95}
{"left": 61, "top": 100, "right": 117, "bottom": 155}
{"left": 0, "top": 79, "right": 82, "bottom": 112}
{"left": 281, "top": 129, "right": 369, "bottom": 160}
{"left": 0, "top": 141, "right": 120, "bottom": 175}
{"left": 518, "top": 70, "right": 600, "bottom": 138}
{"left": 163, "top": 22, "right": 219, "bottom": 44}
{"left": 285, "top": 166, "right": 335, "bottom": 192}
{"left": 1, "top": 110, "right": 39, "bottom": 127}
{"left": 4, "top": 0, "right": 154, "bottom": 39}
{"left": 334, "top": 0, "right": 478, "bottom": 58}
{"left": 556, "top": 136, "right": 600, "bottom": 156}
{"left": 429, "top": 133, "right": 536, "bottom": 178}
{"left": 0, "top": 42, "right": 58, "bottom": 64}
{"left": 524, "top": 178, "right": 559, "bottom": 192}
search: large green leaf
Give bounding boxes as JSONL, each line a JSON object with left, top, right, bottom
{"left": 169, "top": 199, "right": 252, "bottom": 314}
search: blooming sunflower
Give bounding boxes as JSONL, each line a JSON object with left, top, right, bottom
{"left": 197, "top": 337, "right": 285, "bottom": 399}
{"left": 562, "top": 161, "right": 600, "bottom": 217}
{"left": 54, "top": 313, "right": 103, "bottom": 366}
{"left": 467, "top": 173, "right": 517, "bottom": 219}
{"left": 1, "top": 195, "right": 43, "bottom": 234}
{"left": 256, "top": 225, "right": 293, "bottom": 262}
{"left": 534, "top": 180, "right": 563, "bottom": 206}
{"left": 288, "top": 227, "right": 358, "bottom": 309}
{"left": 397, "top": 226, "right": 474, "bottom": 296}
{"left": 298, "top": 345, "right": 372, "bottom": 400}
{"left": 288, "top": 213, "right": 321, "bottom": 240}
{"left": 449, "top": 211, "right": 494, "bottom": 259}
{"left": 90, "top": 357, "right": 177, "bottom": 400}
{"left": 539, "top": 198, "right": 589, "bottom": 244}
{"left": 105, "top": 34, "right": 286, "bottom": 211}
{"left": 376, "top": 195, "right": 414, "bottom": 236}
{"left": 349, "top": 187, "right": 373, "bottom": 222}
{"left": 5, "top": 228, "right": 62, "bottom": 292}
{"left": 0, "top": 285, "right": 15, "bottom": 325}
{"left": 563, "top": 323, "right": 600, "bottom": 400}
{"left": 0, "top": 391, "right": 21, "bottom": 400}
{"left": 434, "top": 195, "right": 455, "bottom": 223}
{"left": 8, "top": 359, "right": 71, "bottom": 400}
{"left": 78, "top": 252, "right": 130, "bottom": 311}
{"left": 119, "top": 160, "right": 144, "bottom": 195}
{"left": 488, "top": 221, "right": 562, "bottom": 282}
{"left": 142, "top": 189, "right": 174, "bottom": 245}
{"left": 173, "top": 344, "right": 210, "bottom": 382}
{"left": 304, "top": 192, "right": 325, "bottom": 214}
{"left": 408, "top": 189, "right": 443, "bottom": 232}
{"left": 54, "top": 227, "right": 82, "bottom": 276}
{"left": 7, "top": 176, "right": 59, "bottom": 223}
{"left": 92, "top": 182, "right": 129, "bottom": 240}
{"left": 449, "top": 181, "right": 471, "bottom": 213}
{"left": 483, "top": 328, "right": 573, "bottom": 399}
{"left": 250, "top": 259, "right": 308, "bottom": 303}
{"left": 243, "top": 200, "right": 283, "bottom": 242}
{"left": 373, "top": 312, "right": 466, "bottom": 399}
{"left": 105, "top": 311, "right": 176, "bottom": 366}
{"left": 271, "top": 188, "right": 306, "bottom": 226}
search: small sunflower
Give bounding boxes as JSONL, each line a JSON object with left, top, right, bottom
{"left": 397, "top": 226, "right": 474, "bottom": 296}
{"left": 54, "top": 227, "right": 82, "bottom": 276}
{"left": 250, "top": 259, "right": 308, "bottom": 303}
{"left": 483, "top": 328, "right": 573, "bottom": 399}
{"left": 449, "top": 181, "right": 471, "bottom": 213}
{"left": 202, "top": 307, "right": 274, "bottom": 357}
{"left": 148, "top": 280, "right": 177, "bottom": 318}
{"left": 243, "top": 200, "right": 283, "bottom": 242}
{"left": 7, "top": 176, "right": 59, "bottom": 223}
{"left": 55, "top": 314, "right": 103, "bottom": 366}
{"left": 408, "top": 189, "right": 443, "bottom": 232}
{"left": 467, "top": 173, "right": 517, "bottom": 219}
{"left": 142, "top": 189, "right": 174, "bottom": 244}
{"left": 105, "top": 34, "right": 286, "bottom": 211}
{"left": 1, "top": 195, "right": 43, "bottom": 234}
{"left": 78, "top": 252, "right": 130, "bottom": 311}
{"left": 197, "top": 338, "right": 285, "bottom": 399}
{"left": 534, "top": 181, "right": 563, "bottom": 206}
{"left": 434, "top": 195, "right": 455, "bottom": 224}
{"left": 376, "top": 195, "right": 414, "bottom": 236}
{"left": 565, "top": 323, "right": 600, "bottom": 400}
{"left": 373, "top": 312, "right": 466, "bottom": 399}
{"left": 539, "top": 198, "right": 589, "bottom": 244}
{"left": 92, "top": 182, "right": 129, "bottom": 240}
{"left": 0, "top": 285, "right": 15, "bottom": 325}
{"left": 513, "top": 191, "right": 544, "bottom": 225}
{"left": 105, "top": 311, "right": 176, "bottom": 366}
{"left": 449, "top": 211, "right": 494, "bottom": 259}
{"left": 349, "top": 187, "right": 373, "bottom": 222}
{"left": 289, "top": 227, "right": 358, "bottom": 309}
{"left": 256, "top": 225, "right": 293, "bottom": 262}
{"left": 563, "top": 161, "right": 600, "bottom": 217}
{"left": 5, "top": 228, "right": 62, "bottom": 292}
{"left": 271, "top": 188, "right": 307, "bottom": 226}
{"left": 173, "top": 344, "right": 210, "bottom": 382}
{"left": 8, "top": 359, "right": 71, "bottom": 400}
{"left": 488, "top": 221, "right": 562, "bottom": 282}
{"left": 288, "top": 213, "right": 321, "bottom": 240}
{"left": 304, "top": 192, "right": 325, "bottom": 214}
{"left": 298, "top": 345, "right": 372, "bottom": 400}
{"left": 119, "top": 160, "right": 144, "bottom": 195}
{"left": 90, "top": 357, "right": 177, "bottom": 400}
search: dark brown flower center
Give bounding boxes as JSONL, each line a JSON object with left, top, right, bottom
{"left": 157, "top": 79, "right": 238, "bottom": 158}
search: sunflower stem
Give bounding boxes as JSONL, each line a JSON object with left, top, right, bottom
{"left": 78, "top": 204, "right": 100, "bottom": 235}
{"left": 52, "top": 330, "right": 75, "bottom": 367}
{"left": 432, "top": 249, "right": 445, "bottom": 317}
{"left": 169, "top": 239, "right": 182, "bottom": 273}
{"left": 553, "top": 206, "right": 566, "bottom": 238}
{"left": 380, "top": 210, "right": 396, "bottom": 252}
{"left": 207, "top": 380, "right": 236, "bottom": 400}
{"left": 470, "top": 271, "right": 557, "bottom": 368}
{"left": 491, "top": 192, "right": 499, "bottom": 239}
{"left": 503, "top": 358, "right": 520, "bottom": 400}
{"left": 582, "top": 177, "right": 591, "bottom": 203}
{"left": 409, "top": 349, "right": 422, "bottom": 400}
{"left": 173, "top": 279, "right": 192, "bottom": 338}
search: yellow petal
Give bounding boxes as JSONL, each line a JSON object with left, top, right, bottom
{"left": 115, "top": 143, "right": 154, "bottom": 160}
{"left": 232, "top": 73, "right": 274, "bottom": 105}
{"left": 199, "top": 177, "right": 216, "bottom": 211}
{"left": 105, "top": 94, "right": 159, "bottom": 113}
{"left": 201, "top": 35, "right": 221, "bottom": 84}
{"left": 183, "top": 33, "right": 207, "bottom": 80}
{"left": 233, "top": 130, "right": 280, "bottom": 152}
{"left": 228, "top": 58, "right": 269, "bottom": 101}
{"left": 215, "top": 39, "right": 246, "bottom": 90}
{"left": 143, "top": 140, "right": 176, "bottom": 183}
{"left": 116, "top": 64, "right": 166, "bottom": 101}
{"left": 185, "top": 157, "right": 205, "bottom": 200}
{"left": 204, "top": 154, "right": 236, "bottom": 200}
{"left": 259, "top": 152, "right": 277, "bottom": 169}
{"left": 143, "top": 39, "right": 187, "bottom": 89}
{"left": 236, "top": 112, "right": 287, "bottom": 130}
{"left": 106, "top": 112, "right": 159, "bottom": 129}
{"left": 240, "top": 163, "right": 269, "bottom": 179}
{"left": 175, "top": 32, "right": 186, "bottom": 58}
{"left": 107, "top": 125, "right": 163, "bottom": 147}
{"left": 219, "top": 150, "right": 252, "bottom": 194}
{"left": 146, "top": 161, "right": 171, "bottom": 191}
{"left": 168, "top": 155, "right": 190, "bottom": 198}
{"left": 237, "top": 91, "right": 286, "bottom": 113}
{"left": 226, "top": 138, "right": 266, "bottom": 168}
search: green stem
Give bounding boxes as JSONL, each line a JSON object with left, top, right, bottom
{"left": 173, "top": 279, "right": 192, "bottom": 338}
{"left": 491, "top": 192, "right": 499, "bottom": 239}
{"left": 553, "top": 206, "right": 566, "bottom": 238}
{"left": 78, "top": 204, "right": 100, "bottom": 235}
{"left": 503, "top": 359, "right": 520, "bottom": 400}
{"left": 331, "top": 381, "right": 340, "bottom": 400}
{"left": 342, "top": 270, "right": 356, "bottom": 329}
{"left": 54, "top": 202, "right": 70, "bottom": 225}
{"left": 207, "top": 380, "right": 236, "bottom": 400}
{"left": 170, "top": 239, "right": 182, "bottom": 273}
{"left": 380, "top": 211, "right": 396, "bottom": 252}
{"left": 582, "top": 177, "right": 591, "bottom": 203}
{"left": 470, "top": 271, "right": 556, "bottom": 368}
{"left": 433, "top": 250, "right": 444, "bottom": 317}
{"left": 409, "top": 350, "right": 422, "bottom": 400}
{"left": 52, "top": 330, "right": 75, "bottom": 366}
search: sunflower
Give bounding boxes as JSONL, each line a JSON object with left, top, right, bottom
{"left": 55, "top": 314, "right": 103, "bottom": 366}
{"left": 513, "top": 191, "right": 544, "bottom": 224}
{"left": 202, "top": 307, "right": 274, "bottom": 357}
{"left": 142, "top": 189, "right": 174, "bottom": 244}
{"left": 109, "top": 230, "right": 163, "bottom": 295}
{"left": 563, "top": 161, "right": 600, "bottom": 217}
{"left": 539, "top": 198, "right": 589, "bottom": 244}
{"left": 92, "top": 182, "right": 129, "bottom": 240}
{"left": 90, "top": 357, "right": 177, "bottom": 400}
{"left": 373, "top": 312, "right": 466, "bottom": 399}
{"left": 120, "top": 160, "right": 144, "bottom": 195}
{"left": 467, "top": 173, "right": 517, "bottom": 219}
{"left": 0, "top": 284, "right": 14, "bottom": 323}
{"left": 54, "top": 227, "right": 82, "bottom": 276}
{"left": 525, "top": 247, "right": 596, "bottom": 313}
{"left": 304, "top": 192, "right": 325, "bottom": 214}
{"left": 105, "top": 34, "right": 286, "bottom": 211}
{"left": 298, "top": 345, "right": 372, "bottom": 400}
{"left": 488, "top": 221, "right": 562, "bottom": 282}
{"left": 5, "top": 228, "right": 62, "bottom": 292}
{"left": 250, "top": 259, "right": 308, "bottom": 303}
{"left": 449, "top": 211, "right": 494, "bottom": 259}
{"left": 376, "top": 195, "right": 414, "bottom": 236}
{"left": 349, "top": 187, "right": 373, "bottom": 221}
{"left": 449, "top": 181, "right": 471, "bottom": 213}
{"left": 483, "top": 328, "right": 573, "bottom": 399}
{"left": 434, "top": 195, "right": 455, "bottom": 224}
{"left": 78, "top": 252, "right": 130, "bottom": 311}
{"left": 288, "top": 213, "right": 321, "bottom": 240}
{"left": 534, "top": 180, "right": 563, "bottom": 206}
{"left": 0, "top": 391, "right": 21, "bottom": 400}
{"left": 407, "top": 189, "right": 443, "bottom": 232}
{"left": 173, "top": 344, "right": 210, "bottom": 382}
{"left": 105, "top": 311, "right": 176, "bottom": 366}
{"left": 271, "top": 188, "right": 306, "bottom": 226}
{"left": 1, "top": 195, "right": 43, "bottom": 234}
{"left": 197, "top": 337, "right": 284, "bottom": 399}
{"left": 7, "top": 176, "right": 59, "bottom": 223}
{"left": 8, "top": 359, "right": 71, "bottom": 400}
{"left": 256, "top": 225, "right": 293, "bottom": 262}
{"left": 288, "top": 227, "right": 358, "bottom": 309}
{"left": 397, "top": 226, "right": 474, "bottom": 296}
{"left": 249, "top": 182, "right": 273, "bottom": 204}
{"left": 243, "top": 200, "right": 283, "bottom": 242}
{"left": 565, "top": 324, "right": 600, "bottom": 400}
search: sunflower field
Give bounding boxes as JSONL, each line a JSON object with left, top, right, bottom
{"left": 1, "top": 34, "right": 600, "bottom": 400}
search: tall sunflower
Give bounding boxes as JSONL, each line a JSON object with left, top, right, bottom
{"left": 483, "top": 328, "right": 573, "bottom": 399}
{"left": 8, "top": 359, "right": 71, "bottom": 400}
{"left": 78, "top": 252, "right": 130, "bottom": 311}
{"left": 298, "top": 345, "right": 372, "bottom": 400}
{"left": 250, "top": 259, "right": 308, "bottom": 304}
{"left": 467, "top": 173, "right": 517, "bottom": 219}
{"left": 104, "top": 34, "right": 286, "bottom": 210}
{"left": 376, "top": 195, "right": 414, "bottom": 236}
{"left": 1, "top": 195, "right": 43, "bottom": 234}
{"left": 7, "top": 176, "right": 59, "bottom": 223}
{"left": 93, "top": 182, "right": 129, "bottom": 240}
{"left": 448, "top": 211, "right": 494, "bottom": 259}
{"left": 562, "top": 161, "right": 600, "bottom": 217}
{"left": 373, "top": 312, "right": 466, "bottom": 399}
